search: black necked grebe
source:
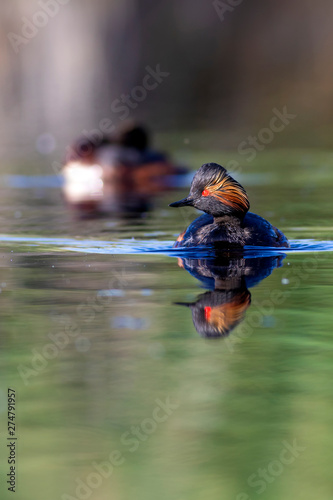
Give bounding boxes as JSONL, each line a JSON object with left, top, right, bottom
{"left": 62, "top": 123, "right": 187, "bottom": 215}
{"left": 170, "top": 163, "right": 289, "bottom": 248}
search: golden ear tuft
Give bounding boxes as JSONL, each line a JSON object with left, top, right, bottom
{"left": 205, "top": 290, "right": 251, "bottom": 335}
{"left": 205, "top": 172, "right": 250, "bottom": 215}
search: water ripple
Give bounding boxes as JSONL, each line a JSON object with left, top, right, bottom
{"left": 1, "top": 235, "right": 333, "bottom": 258}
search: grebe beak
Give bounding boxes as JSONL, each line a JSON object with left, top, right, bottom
{"left": 169, "top": 197, "right": 193, "bottom": 208}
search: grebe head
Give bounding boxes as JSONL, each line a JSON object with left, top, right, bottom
{"left": 169, "top": 163, "right": 250, "bottom": 218}
{"left": 119, "top": 123, "right": 149, "bottom": 152}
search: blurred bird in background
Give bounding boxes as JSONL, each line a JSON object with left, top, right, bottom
{"left": 62, "top": 122, "right": 188, "bottom": 216}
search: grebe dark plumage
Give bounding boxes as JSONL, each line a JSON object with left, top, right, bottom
{"left": 170, "top": 163, "right": 289, "bottom": 249}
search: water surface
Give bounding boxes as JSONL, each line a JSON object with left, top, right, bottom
{"left": 1, "top": 150, "right": 333, "bottom": 500}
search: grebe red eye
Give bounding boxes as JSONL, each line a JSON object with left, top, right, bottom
{"left": 202, "top": 189, "right": 209, "bottom": 197}
{"left": 204, "top": 306, "right": 212, "bottom": 320}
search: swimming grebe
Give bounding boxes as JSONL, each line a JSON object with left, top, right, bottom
{"left": 170, "top": 163, "right": 289, "bottom": 248}
{"left": 62, "top": 123, "right": 187, "bottom": 215}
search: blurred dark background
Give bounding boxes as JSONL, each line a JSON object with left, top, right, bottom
{"left": 1, "top": 0, "right": 333, "bottom": 160}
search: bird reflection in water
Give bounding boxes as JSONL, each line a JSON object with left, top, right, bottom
{"left": 62, "top": 122, "right": 187, "bottom": 217}
{"left": 176, "top": 255, "right": 284, "bottom": 338}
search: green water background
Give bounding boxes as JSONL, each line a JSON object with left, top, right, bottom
{"left": 1, "top": 149, "right": 333, "bottom": 500}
